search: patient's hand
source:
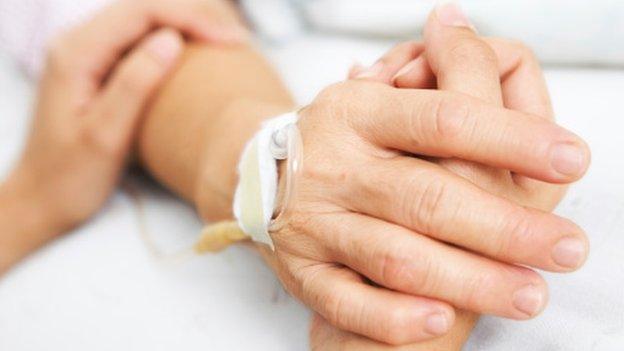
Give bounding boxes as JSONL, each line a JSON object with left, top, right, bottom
{"left": 265, "top": 4, "right": 590, "bottom": 346}
{"left": 0, "top": 0, "right": 247, "bottom": 272}
{"left": 309, "top": 3, "right": 590, "bottom": 349}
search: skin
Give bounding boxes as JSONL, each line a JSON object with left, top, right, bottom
{"left": 0, "top": 0, "right": 247, "bottom": 274}
{"left": 0, "top": 1, "right": 592, "bottom": 350}
{"left": 139, "top": 1, "right": 590, "bottom": 347}
{"left": 310, "top": 3, "right": 583, "bottom": 350}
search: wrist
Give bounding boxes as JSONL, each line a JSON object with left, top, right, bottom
{"left": 0, "top": 166, "right": 67, "bottom": 271}
{"left": 193, "top": 99, "right": 294, "bottom": 222}
{"left": 0, "top": 166, "right": 65, "bottom": 273}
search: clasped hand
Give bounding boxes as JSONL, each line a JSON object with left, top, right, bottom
{"left": 267, "top": 4, "right": 591, "bottom": 346}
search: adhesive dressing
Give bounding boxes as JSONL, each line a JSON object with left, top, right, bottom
{"left": 194, "top": 112, "right": 302, "bottom": 253}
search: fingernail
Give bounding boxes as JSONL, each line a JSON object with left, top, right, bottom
{"left": 551, "top": 143, "right": 587, "bottom": 177}
{"left": 424, "top": 313, "right": 449, "bottom": 336}
{"left": 353, "top": 61, "right": 384, "bottom": 79}
{"left": 552, "top": 237, "right": 587, "bottom": 269}
{"left": 512, "top": 285, "right": 545, "bottom": 317}
{"left": 144, "top": 30, "right": 182, "bottom": 65}
{"left": 435, "top": 2, "right": 473, "bottom": 29}
{"left": 391, "top": 59, "right": 419, "bottom": 83}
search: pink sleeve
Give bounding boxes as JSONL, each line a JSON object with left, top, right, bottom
{"left": 0, "top": 0, "right": 110, "bottom": 79}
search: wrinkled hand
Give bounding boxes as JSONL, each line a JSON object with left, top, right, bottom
{"left": 6, "top": 0, "right": 247, "bottom": 234}
{"left": 266, "top": 4, "right": 591, "bottom": 347}
{"left": 350, "top": 5, "right": 571, "bottom": 212}
{"left": 308, "top": 3, "right": 591, "bottom": 349}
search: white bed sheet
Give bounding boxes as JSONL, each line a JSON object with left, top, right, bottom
{"left": 0, "top": 35, "right": 623, "bottom": 350}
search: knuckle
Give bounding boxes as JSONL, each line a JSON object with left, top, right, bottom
{"left": 275, "top": 257, "right": 308, "bottom": 299}
{"left": 313, "top": 80, "right": 372, "bottom": 113}
{"left": 497, "top": 208, "right": 535, "bottom": 258}
{"left": 307, "top": 80, "right": 388, "bottom": 137}
{"left": 376, "top": 240, "right": 434, "bottom": 293}
{"left": 297, "top": 264, "right": 325, "bottom": 303}
{"left": 273, "top": 212, "right": 322, "bottom": 254}
{"left": 398, "top": 93, "right": 462, "bottom": 150}
{"left": 377, "top": 247, "right": 410, "bottom": 288}
{"left": 381, "top": 309, "right": 411, "bottom": 345}
{"left": 280, "top": 211, "right": 313, "bottom": 236}
{"left": 464, "top": 270, "right": 500, "bottom": 311}
{"left": 428, "top": 93, "right": 471, "bottom": 142}
{"left": 448, "top": 37, "right": 498, "bottom": 68}
{"left": 322, "top": 288, "right": 351, "bottom": 329}
{"left": 409, "top": 175, "right": 450, "bottom": 233}
{"left": 506, "top": 38, "right": 537, "bottom": 60}
{"left": 307, "top": 82, "right": 352, "bottom": 125}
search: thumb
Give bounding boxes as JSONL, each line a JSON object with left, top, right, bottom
{"left": 87, "top": 28, "right": 183, "bottom": 154}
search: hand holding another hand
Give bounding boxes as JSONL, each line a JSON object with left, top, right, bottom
{"left": 0, "top": 0, "right": 247, "bottom": 272}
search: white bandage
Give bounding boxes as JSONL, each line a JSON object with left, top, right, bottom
{"left": 232, "top": 112, "right": 299, "bottom": 249}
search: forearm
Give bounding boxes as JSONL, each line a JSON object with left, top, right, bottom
{"left": 137, "top": 43, "right": 294, "bottom": 220}
{"left": 0, "top": 169, "right": 62, "bottom": 274}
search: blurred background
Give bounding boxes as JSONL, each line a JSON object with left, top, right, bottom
{"left": 2, "top": 0, "right": 624, "bottom": 78}
{"left": 0, "top": 1, "right": 623, "bottom": 350}
{"left": 248, "top": 0, "right": 624, "bottom": 65}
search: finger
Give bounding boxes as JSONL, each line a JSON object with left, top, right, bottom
{"left": 483, "top": 37, "right": 570, "bottom": 192}
{"left": 341, "top": 156, "right": 588, "bottom": 271}
{"left": 485, "top": 38, "right": 553, "bottom": 119}
{"left": 388, "top": 37, "right": 584, "bottom": 188}
{"left": 310, "top": 310, "right": 476, "bottom": 351}
{"left": 386, "top": 17, "right": 578, "bottom": 199}
{"left": 350, "top": 41, "right": 423, "bottom": 83}
{"left": 353, "top": 87, "right": 590, "bottom": 183}
{"left": 392, "top": 54, "right": 437, "bottom": 89}
{"left": 393, "top": 37, "right": 555, "bottom": 120}
{"left": 85, "top": 29, "right": 183, "bottom": 154}
{"left": 320, "top": 212, "right": 549, "bottom": 320}
{"left": 291, "top": 259, "right": 456, "bottom": 345}
{"left": 422, "top": 2, "right": 503, "bottom": 105}
{"left": 57, "top": 0, "right": 247, "bottom": 82}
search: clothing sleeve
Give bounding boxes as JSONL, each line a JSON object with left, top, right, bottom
{"left": 0, "top": 0, "right": 110, "bottom": 79}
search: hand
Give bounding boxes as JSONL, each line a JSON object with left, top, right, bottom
{"left": 350, "top": 7, "right": 569, "bottom": 213}
{"left": 0, "top": 0, "right": 247, "bottom": 271}
{"left": 266, "top": 4, "right": 591, "bottom": 346}
{"left": 309, "top": 3, "right": 590, "bottom": 349}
